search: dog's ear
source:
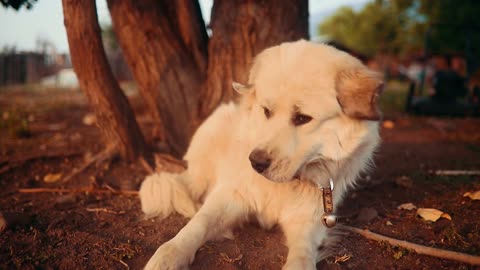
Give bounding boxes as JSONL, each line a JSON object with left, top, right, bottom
{"left": 232, "top": 82, "right": 254, "bottom": 95}
{"left": 335, "top": 68, "right": 384, "bottom": 120}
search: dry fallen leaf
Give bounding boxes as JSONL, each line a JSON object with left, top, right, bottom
{"left": 383, "top": 120, "right": 395, "bottom": 129}
{"left": 417, "top": 208, "right": 451, "bottom": 222}
{"left": 393, "top": 250, "right": 405, "bottom": 260}
{"left": 397, "top": 203, "right": 417, "bottom": 210}
{"left": 463, "top": 190, "right": 480, "bottom": 200}
{"left": 334, "top": 254, "right": 352, "bottom": 264}
{"left": 43, "top": 173, "right": 63, "bottom": 183}
{"left": 220, "top": 252, "right": 243, "bottom": 263}
{"left": 386, "top": 220, "right": 393, "bottom": 226}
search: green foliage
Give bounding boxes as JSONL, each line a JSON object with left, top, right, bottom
{"left": 319, "top": 0, "right": 423, "bottom": 56}
{"left": 419, "top": 0, "right": 480, "bottom": 59}
{"left": 318, "top": 0, "right": 480, "bottom": 58}
{"left": 1, "top": 0, "right": 37, "bottom": 10}
{"left": 0, "top": 109, "right": 31, "bottom": 138}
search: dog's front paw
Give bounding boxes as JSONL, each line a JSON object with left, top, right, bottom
{"left": 144, "top": 242, "right": 191, "bottom": 270}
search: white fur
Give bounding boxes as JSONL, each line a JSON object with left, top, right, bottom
{"left": 140, "top": 40, "right": 381, "bottom": 270}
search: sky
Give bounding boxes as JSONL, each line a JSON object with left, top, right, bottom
{"left": 0, "top": 0, "right": 369, "bottom": 54}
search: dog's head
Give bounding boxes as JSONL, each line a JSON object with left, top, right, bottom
{"left": 234, "top": 40, "right": 382, "bottom": 183}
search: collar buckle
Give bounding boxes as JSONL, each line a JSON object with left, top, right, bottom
{"left": 320, "top": 178, "right": 337, "bottom": 228}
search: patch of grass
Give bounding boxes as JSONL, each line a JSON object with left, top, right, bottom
{"left": 439, "top": 225, "right": 475, "bottom": 254}
{"left": 110, "top": 242, "right": 138, "bottom": 261}
{"left": 409, "top": 169, "right": 475, "bottom": 188}
{"left": 423, "top": 174, "right": 475, "bottom": 187}
{"left": 0, "top": 109, "right": 31, "bottom": 138}
{"left": 379, "top": 240, "right": 410, "bottom": 260}
{"left": 465, "top": 144, "right": 480, "bottom": 153}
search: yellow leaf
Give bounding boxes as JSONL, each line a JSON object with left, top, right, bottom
{"left": 441, "top": 213, "right": 452, "bottom": 220}
{"left": 463, "top": 190, "right": 480, "bottom": 200}
{"left": 393, "top": 250, "right": 404, "bottom": 260}
{"left": 43, "top": 173, "right": 62, "bottom": 183}
{"left": 383, "top": 120, "right": 395, "bottom": 129}
{"left": 417, "top": 208, "right": 451, "bottom": 222}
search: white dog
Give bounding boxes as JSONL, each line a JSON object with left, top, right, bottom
{"left": 139, "top": 40, "right": 383, "bottom": 270}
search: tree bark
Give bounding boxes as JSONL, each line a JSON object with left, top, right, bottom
{"left": 62, "top": 0, "right": 148, "bottom": 162}
{"left": 166, "top": 0, "right": 209, "bottom": 72}
{"left": 107, "top": 0, "right": 206, "bottom": 157}
{"left": 199, "top": 0, "right": 309, "bottom": 118}
{"left": 106, "top": 0, "right": 308, "bottom": 156}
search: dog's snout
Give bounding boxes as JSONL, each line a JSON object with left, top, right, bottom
{"left": 249, "top": 149, "right": 271, "bottom": 173}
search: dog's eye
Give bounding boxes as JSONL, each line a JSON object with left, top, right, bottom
{"left": 263, "top": 107, "right": 271, "bottom": 119}
{"left": 293, "top": 113, "right": 312, "bottom": 126}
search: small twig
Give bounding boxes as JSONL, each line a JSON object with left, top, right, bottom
{"left": 0, "top": 164, "right": 12, "bottom": 175}
{"left": 103, "top": 184, "right": 117, "bottom": 193}
{"left": 220, "top": 252, "right": 243, "bottom": 263}
{"left": 18, "top": 187, "right": 138, "bottom": 196}
{"left": 86, "top": 207, "right": 125, "bottom": 215}
{"left": 63, "top": 146, "right": 117, "bottom": 182}
{"left": 118, "top": 259, "right": 129, "bottom": 269}
{"left": 334, "top": 254, "right": 352, "bottom": 264}
{"left": 432, "top": 170, "right": 480, "bottom": 176}
{"left": 341, "top": 225, "right": 480, "bottom": 265}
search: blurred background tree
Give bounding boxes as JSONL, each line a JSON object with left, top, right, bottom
{"left": 318, "top": 0, "right": 425, "bottom": 57}
{"left": 319, "top": 0, "right": 480, "bottom": 60}
{"left": 1, "top": 0, "right": 36, "bottom": 10}
{"left": 420, "top": 0, "right": 480, "bottom": 72}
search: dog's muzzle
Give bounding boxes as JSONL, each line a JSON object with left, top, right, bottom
{"left": 249, "top": 149, "right": 271, "bottom": 173}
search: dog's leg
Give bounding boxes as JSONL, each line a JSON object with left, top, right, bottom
{"left": 144, "top": 188, "right": 248, "bottom": 270}
{"left": 282, "top": 221, "right": 326, "bottom": 270}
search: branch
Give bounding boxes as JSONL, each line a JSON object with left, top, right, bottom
{"left": 431, "top": 170, "right": 480, "bottom": 176}
{"left": 18, "top": 187, "right": 138, "bottom": 196}
{"left": 341, "top": 225, "right": 480, "bottom": 266}
{"left": 63, "top": 146, "right": 117, "bottom": 182}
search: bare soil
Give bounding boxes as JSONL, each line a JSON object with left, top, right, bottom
{"left": 0, "top": 86, "right": 479, "bottom": 270}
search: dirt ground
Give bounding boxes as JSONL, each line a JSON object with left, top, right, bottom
{"left": 0, "top": 86, "right": 479, "bottom": 270}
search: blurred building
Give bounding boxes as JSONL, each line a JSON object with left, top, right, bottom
{"left": 0, "top": 51, "right": 71, "bottom": 86}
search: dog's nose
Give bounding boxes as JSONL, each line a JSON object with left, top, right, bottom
{"left": 249, "top": 149, "right": 271, "bottom": 173}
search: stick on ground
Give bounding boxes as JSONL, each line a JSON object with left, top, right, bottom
{"left": 341, "top": 225, "right": 480, "bottom": 265}
{"left": 18, "top": 187, "right": 138, "bottom": 196}
{"left": 432, "top": 170, "right": 480, "bottom": 176}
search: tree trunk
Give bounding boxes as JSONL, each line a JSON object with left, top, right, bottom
{"left": 107, "top": 0, "right": 206, "bottom": 157}
{"left": 199, "top": 0, "right": 309, "bottom": 118}
{"left": 166, "top": 0, "right": 209, "bottom": 72}
{"left": 62, "top": 0, "right": 148, "bottom": 162}
{"left": 106, "top": 0, "right": 308, "bottom": 156}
